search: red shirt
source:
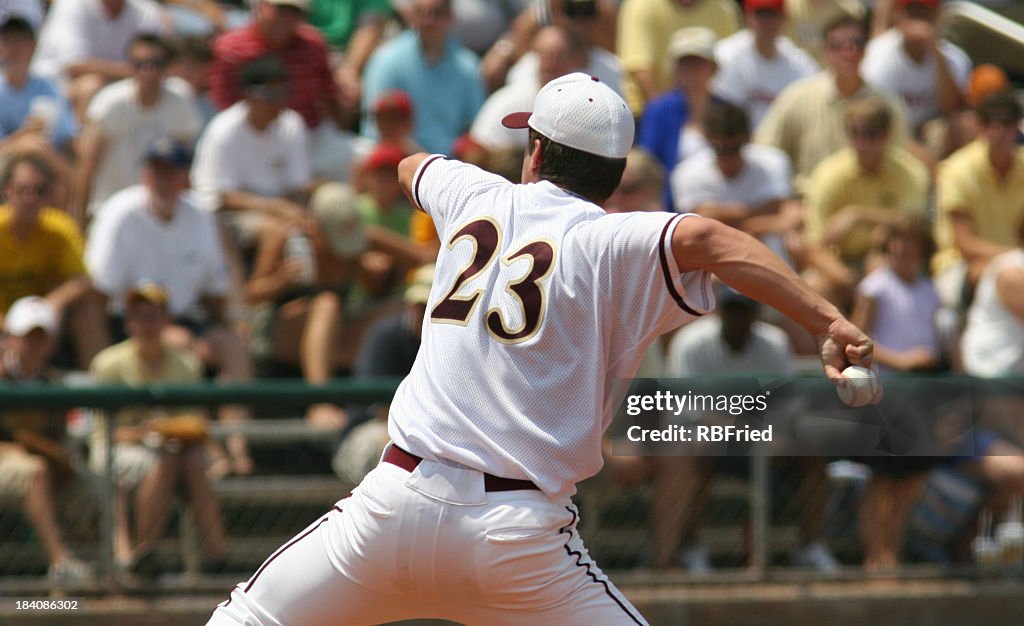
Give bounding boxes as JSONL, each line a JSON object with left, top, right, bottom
{"left": 210, "top": 23, "right": 337, "bottom": 129}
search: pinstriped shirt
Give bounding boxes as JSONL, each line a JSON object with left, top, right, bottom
{"left": 210, "top": 23, "right": 337, "bottom": 129}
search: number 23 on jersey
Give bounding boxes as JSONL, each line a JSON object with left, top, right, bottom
{"left": 431, "top": 217, "right": 556, "bottom": 345}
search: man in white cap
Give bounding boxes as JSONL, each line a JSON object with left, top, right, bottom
{"left": 0, "top": 296, "right": 93, "bottom": 583}
{"left": 207, "top": 73, "right": 877, "bottom": 625}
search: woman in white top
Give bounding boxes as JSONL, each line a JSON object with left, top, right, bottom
{"left": 961, "top": 217, "right": 1024, "bottom": 376}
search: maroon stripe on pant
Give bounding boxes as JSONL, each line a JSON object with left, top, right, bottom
{"left": 243, "top": 506, "right": 343, "bottom": 593}
{"left": 560, "top": 505, "right": 645, "bottom": 626}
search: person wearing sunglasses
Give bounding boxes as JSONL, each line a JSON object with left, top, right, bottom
{"left": 30, "top": 0, "right": 169, "bottom": 125}
{"left": 0, "top": 153, "right": 109, "bottom": 369}
{"left": 672, "top": 101, "right": 798, "bottom": 271}
{"left": 756, "top": 13, "right": 910, "bottom": 194}
{"left": 191, "top": 54, "right": 312, "bottom": 243}
{"left": 72, "top": 33, "right": 202, "bottom": 226}
{"left": 803, "top": 94, "right": 929, "bottom": 307}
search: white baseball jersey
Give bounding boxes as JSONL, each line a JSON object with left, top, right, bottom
{"left": 389, "top": 156, "right": 714, "bottom": 499}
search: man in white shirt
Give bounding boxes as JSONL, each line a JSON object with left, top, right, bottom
{"left": 659, "top": 288, "right": 838, "bottom": 572}
{"left": 713, "top": 0, "right": 818, "bottom": 128}
{"left": 87, "top": 136, "right": 254, "bottom": 475}
{"left": 862, "top": 0, "right": 970, "bottom": 133}
{"left": 672, "top": 101, "right": 797, "bottom": 266}
{"left": 191, "top": 54, "right": 311, "bottom": 244}
{"left": 207, "top": 72, "right": 876, "bottom": 625}
{"left": 72, "top": 33, "right": 201, "bottom": 223}
{"left": 32, "top": 0, "right": 169, "bottom": 119}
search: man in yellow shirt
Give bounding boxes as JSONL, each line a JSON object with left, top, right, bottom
{"left": 755, "top": 14, "right": 909, "bottom": 192}
{"left": 934, "top": 90, "right": 1024, "bottom": 286}
{"left": 617, "top": 0, "right": 740, "bottom": 115}
{"left": 805, "top": 95, "right": 929, "bottom": 274}
{"left": 0, "top": 154, "right": 107, "bottom": 367}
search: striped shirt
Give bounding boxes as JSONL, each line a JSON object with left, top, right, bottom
{"left": 210, "top": 23, "right": 337, "bottom": 129}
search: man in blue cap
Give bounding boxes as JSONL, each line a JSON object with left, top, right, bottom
{"left": 87, "top": 135, "right": 255, "bottom": 476}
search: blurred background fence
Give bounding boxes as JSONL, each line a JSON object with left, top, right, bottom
{"left": 1, "top": 375, "right": 1023, "bottom": 598}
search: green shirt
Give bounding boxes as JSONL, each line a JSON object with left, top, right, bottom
{"left": 356, "top": 192, "right": 412, "bottom": 237}
{"left": 309, "top": 0, "right": 392, "bottom": 49}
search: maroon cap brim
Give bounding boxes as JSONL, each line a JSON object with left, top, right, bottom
{"left": 501, "top": 112, "right": 532, "bottom": 129}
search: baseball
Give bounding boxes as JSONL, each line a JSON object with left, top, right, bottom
{"left": 836, "top": 365, "right": 882, "bottom": 407}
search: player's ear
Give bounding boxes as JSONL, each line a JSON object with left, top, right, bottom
{"left": 527, "top": 138, "right": 543, "bottom": 175}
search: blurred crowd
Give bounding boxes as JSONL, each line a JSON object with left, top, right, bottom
{"left": 1, "top": 0, "right": 1024, "bottom": 583}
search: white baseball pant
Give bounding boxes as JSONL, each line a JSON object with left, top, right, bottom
{"left": 207, "top": 452, "right": 648, "bottom": 625}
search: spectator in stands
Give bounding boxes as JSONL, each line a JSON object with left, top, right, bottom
{"left": 357, "top": 144, "right": 413, "bottom": 238}
{"left": 480, "top": 0, "right": 612, "bottom": 92}
{"left": 369, "top": 90, "right": 419, "bottom": 158}
{"left": 617, "top": 0, "right": 740, "bottom": 115}
{"left": 925, "top": 64, "right": 1014, "bottom": 161}
{"left": 31, "top": 0, "right": 170, "bottom": 121}
{"left": 73, "top": 33, "right": 202, "bottom": 224}
{"left": 961, "top": 215, "right": 1024, "bottom": 377}
{"left": 755, "top": 13, "right": 909, "bottom": 192}
{"left": 246, "top": 183, "right": 368, "bottom": 426}
{"left": 191, "top": 54, "right": 311, "bottom": 245}
{"left": 783, "top": 0, "right": 865, "bottom": 62}
{"left": 661, "top": 288, "right": 838, "bottom": 572}
{"left": 361, "top": 0, "right": 485, "bottom": 155}
{"left": 933, "top": 91, "right": 1024, "bottom": 292}
{"left": 851, "top": 215, "right": 942, "bottom": 375}
{"left": 862, "top": 0, "right": 969, "bottom": 138}
{"left": 209, "top": 0, "right": 353, "bottom": 181}
{"left": 0, "top": 16, "right": 78, "bottom": 158}
{"left": 0, "top": 154, "right": 108, "bottom": 369}
{"left": 0, "top": 296, "right": 93, "bottom": 583}
{"left": 500, "top": 0, "right": 622, "bottom": 95}
{"left": 333, "top": 264, "right": 435, "bottom": 486}
{"left": 308, "top": 0, "right": 395, "bottom": 115}
{"left": 671, "top": 101, "right": 797, "bottom": 267}
{"left": 848, "top": 217, "right": 950, "bottom": 570}
{"left": 604, "top": 148, "right": 666, "bottom": 214}
{"left": 637, "top": 27, "right": 720, "bottom": 211}
{"left": 470, "top": 25, "right": 587, "bottom": 153}
{"left": 351, "top": 144, "right": 435, "bottom": 301}
{"left": 89, "top": 282, "right": 227, "bottom": 578}
{"left": 713, "top": 0, "right": 818, "bottom": 128}
{"left": 803, "top": 95, "right": 929, "bottom": 304}
{"left": 86, "top": 136, "right": 253, "bottom": 476}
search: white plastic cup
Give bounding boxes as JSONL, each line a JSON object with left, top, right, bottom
{"left": 28, "top": 96, "right": 60, "bottom": 137}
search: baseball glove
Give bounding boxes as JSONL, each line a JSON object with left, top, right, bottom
{"left": 148, "top": 414, "right": 209, "bottom": 444}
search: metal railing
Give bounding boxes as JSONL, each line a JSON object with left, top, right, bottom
{"left": 1, "top": 375, "right": 1022, "bottom": 594}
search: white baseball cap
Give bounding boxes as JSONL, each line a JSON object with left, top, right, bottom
{"left": 668, "top": 27, "right": 717, "bottom": 63}
{"left": 501, "top": 72, "right": 634, "bottom": 159}
{"left": 4, "top": 296, "right": 57, "bottom": 337}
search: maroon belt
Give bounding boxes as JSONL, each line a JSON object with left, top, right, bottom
{"left": 383, "top": 444, "right": 540, "bottom": 493}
